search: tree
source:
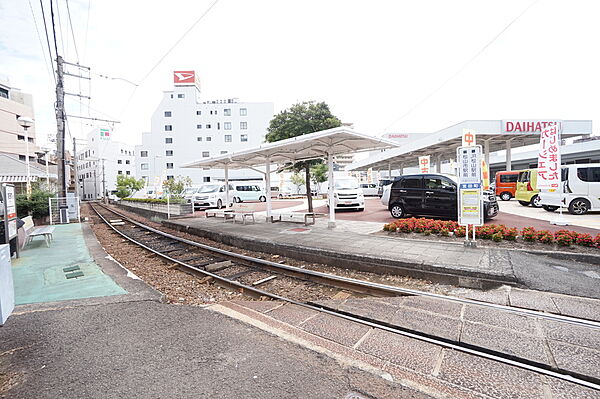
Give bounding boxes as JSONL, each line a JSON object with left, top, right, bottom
{"left": 115, "top": 175, "right": 145, "bottom": 199}
{"left": 265, "top": 101, "right": 341, "bottom": 211}
{"left": 163, "top": 175, "right": 193, "bottom": 197}
{"left": 310, "top": 163, "right": 328, "bottom": 195}
{"left": 290, "top": 172, "right": 305, "bottom": 194}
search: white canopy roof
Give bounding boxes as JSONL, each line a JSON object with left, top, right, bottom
{"left": 182, "top": 127, "right": 399, "bottom": 169}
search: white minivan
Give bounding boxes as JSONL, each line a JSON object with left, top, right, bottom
{"left": 329, "top": 177, "right": 365, "bottom": 211}
{"left": 192, "top": 183, "right": 236, "bottom": 209}
{"left": 539, "top": 164, "right": 600, "bottom": 215}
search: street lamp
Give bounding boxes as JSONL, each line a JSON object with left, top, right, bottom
{"left": 36, "top": 148, "right": 51, "bottom": 190}
{"left": 17, "top": 116, "right": 34, "bottom": 199}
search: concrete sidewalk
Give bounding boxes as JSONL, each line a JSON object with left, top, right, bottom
{"left": 165, "top": 216, "right": 600, "bottom": 298}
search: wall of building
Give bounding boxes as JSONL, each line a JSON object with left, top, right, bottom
{"left": 76, "top": 128, "right": 136, "bottom": 199}
{"left": 0, "top": 79, "right": 40, "bottom": 161}
{"left": 135, "top": 82, "right": 274, "bottom": 191}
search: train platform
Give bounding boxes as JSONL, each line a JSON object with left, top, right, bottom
{"left": 10, "top": 222, "right": 161, "bottom": 310}
{"left": 163, "top": 216, "right": 600, "bottom": 299}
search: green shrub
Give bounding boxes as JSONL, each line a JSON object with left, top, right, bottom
{"left": 122, "top": 197, "right": 185, "bottom": 204}
{"left": 16, "top": 190, "right": 55, "bottom": 219}
{"left": 492, "top": 232, "right": 503, "bottom": 242}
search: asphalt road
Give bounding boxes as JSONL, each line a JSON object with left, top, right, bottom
{"left": 0, "top": 301, "right": 431, "bottom": 399}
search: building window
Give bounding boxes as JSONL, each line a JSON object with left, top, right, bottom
{"left": 240, "top": 108, "right": 247, "bottom": 116}
{"left": 165, "top": 125, "right": 172, "bottom": 131}
{"left": 164, "top": 111, "right": 172, "bottom": 117}
{"left": 240, "top": 122, "right": 247, "bottom": 130}
{"left": 197, "top": 137, "right": 202, "bottom": 141}
{"left": 224, "top": 122, "right": 231, "bottom": 130}
{"left": 141, "top": 163, "right": 149, "bottom": 170}
{"left": 117, "top": 160, "right": 122, "bottom": 164}
{"left": 202, "top": 151, "right": 210, "bottom": 157}
{"left": 217, "top": 122, "right": 220, "bottom": 130}
{"left": 206, "top": 136, "right": 212, "bottom": 142}
{"left": 206, "top": 124, "right": 211, "bottom": 129}
{"left": 166, "top": 163, "right": 174, "bottom": 169}
{"left": 196, "top": 110, "right": 201, "bottom": 115}
{"left": 166, "top": 175, "right": 174, "bottom": 180}
{"left": 224, "top": 108, "right": 231, "bottom": 116}
{"left": 165, "top": 138, "right": 173, "bottom": 144}
{"left": 118, "top": 170, "right": 123, "bottom": 174}
{"left": 224, "top": 135, "right": 232, "bottom": 142}
{"left": 126, "top": 160, "right": 130, "bottom": 164}
{"left": 140, "top": 151, "right": 148, "bottom": 157}
{"left": 17, "top": 135, "right": 24, "bottom": 141}
{"left": 19, "top": 155, "right": 25, "bottom": 161}
{"left": 240, "top": 134, "right": 248, "bottom": 142}
{"left": 28, "top": 137, "right": 34, "bottom": 143}
{"left": 203, "top": 177, "right": 210, "bottom": 182}
{"left": 177, "top": 94, "right": 184, "bottom": 98}
{"left": 196, "top": 124, "right": 202, "bottom": 129}
{"left": 170, "top": 94, "right": 173, "bottom": 99}
{"left": 220, "top": 150, "right": 228, "bottom": 154}
{"left": 126, "top": 171, "right": 131, "bottom": 175}
{"left": 166, "top": 150, "right": 173, "bottom": 156}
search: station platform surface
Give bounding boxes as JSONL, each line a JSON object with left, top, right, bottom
{"left": 164, "top": 215, "right": 600, "bottom": 299}
{"left": 11, "top": 223, "right": 127, "bottom": 305}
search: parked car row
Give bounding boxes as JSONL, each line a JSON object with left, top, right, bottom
{"left": 494, "top": 164, "right": 600, "bottom": 215}
{"left": 381, "top": 173, "right": 499, "bottom": 221}
{"left": 182, "top": 183, "right": 267, "bottom": 209}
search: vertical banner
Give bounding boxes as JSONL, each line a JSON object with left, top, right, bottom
{"left": 418, "top": 155, "right": 431, "bottom": 173}
{"left": 481, "top": 160, "right": 490, "bottom": 190}
{"left": 457, "top": 146, "right": 483, "bottom": 226}
{"left": 537, "top": 123, "right": 562, "bottom": 190}
{"left": 462, "top": 129, "right": 476, "bottom": 147}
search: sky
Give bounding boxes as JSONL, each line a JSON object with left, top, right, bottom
{"left": 1, "top": 0, "right": 599, "bottom": 149}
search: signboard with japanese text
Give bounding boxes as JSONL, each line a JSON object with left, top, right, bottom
{"left": 418, "top": 155, "right": 431, "bottom": 173}
{"left": 462, "top": 129, "right": 476, "bottom": 147}
{"left": 537, "top": 122, "right": 562, "bottom": 190}
{"left": 2, "top": 184, "right": 17, "bottom": 241}
{"left": 457, "top": 146, "right": 483, "bottom": 226}
{"left": 100, "top": 128, "right": 110, "bottom": 141}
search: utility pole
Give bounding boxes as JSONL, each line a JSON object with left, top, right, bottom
{"left": 93, "top": 170, "right": 97, "bottom": 199}
{"left": 55, "top": 56, "right": 66, "bottom": 199}
{"left": 102, "top": 159, "right": 106, "bottom": 204}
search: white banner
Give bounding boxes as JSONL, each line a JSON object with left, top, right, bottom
{"left": 418, "top": 155, "right": 430, "bottom": 174}
{"left": 537, "top": 123, "right": 562, "bottom": 190}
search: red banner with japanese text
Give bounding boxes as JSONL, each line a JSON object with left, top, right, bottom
{"left": 537, "top": 122, "right": 562, "bottom": 190}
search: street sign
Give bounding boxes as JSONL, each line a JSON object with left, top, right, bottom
{"left": 457, "top": 146, "right": 483, "bottom": 227}
{"left": 418, "top": 155, "right": 431, "bottom": 173}
{"left": 537, "top": 123, "right": 562, "bottom": 190}
{"left": 2, "top": 184, "right": 17, "bottom": 241}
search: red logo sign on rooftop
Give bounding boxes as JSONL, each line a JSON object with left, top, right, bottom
{"left": 173, "top": 71, "right": 196, "bottom": 84}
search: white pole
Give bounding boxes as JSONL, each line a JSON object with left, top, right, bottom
{"left": 24, "top": 127, "right": 32, "bottom": 199}
{"left": 45, "top": 150, "right": 50, "bottom": 190}
{"left": 224, "top": 164, "right": 230, "bottom": 209}
{"left": 167, "top": 189, "right": 170, "bottom": 219}
{"left": 265, "top": 157, "right": 272, "bottom": 221}
{"left": 388, "top": 161, "right": 391, "bottom": 179}
{"left": 506, "top": 139, "right": 512, "bottom": 171}
{"left": 327, "top": 151, "right": 335, "bottom": 228}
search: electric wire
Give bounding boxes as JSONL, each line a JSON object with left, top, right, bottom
{"left": 39, "top": 0, "right": 56, "bottom": 78}
{"left": 117, "top": 0, "right": 220, "bottom": 119}
{"left": 28, "top": 0, "right": 56, "bottom": 85}
{"left": 54, "top": 0, "right": 66, "bottom": 57}
{"left": 65, "top": 0, "right": 80, "bottom": 63}
{"left": 384, "top": 0, "right": 540, "bottom": 132}
{"left": 48, "top": 0, "right": 59, "bottom": 60}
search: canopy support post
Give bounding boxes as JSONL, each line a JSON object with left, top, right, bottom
{"left": 224, "top": 164, "right": 230, "bottom": 209}
{"left": 265, "top": 157, "right": 272, "bottom": 222}
{"left": 388, "top": 161, "right": 392, "bottom": 179}
{"left": 327, "top": 151, "right": 335, "bottom": 228}
{"left": 506, "top": 139, "right": 512, "bottom": 171}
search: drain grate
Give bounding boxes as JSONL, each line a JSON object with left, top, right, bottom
{"left": 63, "top": 265, "right": 84, "bottom": 279}
{"left": 63, "top": 265, "right": 80, "bottom": 273}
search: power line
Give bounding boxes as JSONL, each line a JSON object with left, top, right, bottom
{"left": 82, "top": 0, "right": 91, "bottom": 63}
{"left": 54, "top": 0, "right": 66, "bottom": 57}
{"left": 117, "top": 0, "right": 220, "bottom": 118}
{"left": 48, "top": 0, "right": 59, "bottom": 58}
{"left": 38, "top": 0, "right": 56, "bottom": 80}
{"left": 28, "top": 0, "right": 56, "bottom": 85}
{"left": 384, "top": 0, "right": 539, "bottom": 132}
{"left": 65, "top": 0, "right": 80, "bottom": 62}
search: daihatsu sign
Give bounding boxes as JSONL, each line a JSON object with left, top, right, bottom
{"left": 173, "top": 71, "right": 200, "bottom": 89}
{"left": 502, "top": 120, "right": 561, "bottom": 133}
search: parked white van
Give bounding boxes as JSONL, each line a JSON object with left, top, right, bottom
{"left": 360, "top": 183, "right": 378, "bottom": 196}
{"left": 192, "top": 183, "right": 236, "bottom": 209}
{"left": 232, "top": 184, "right": 267, "bottom": 203}
{"left": 539, "top": 164, "right": 600, "bottom": 215}
{"left": 329, "top": 177, "right": 365, "bottom": 211}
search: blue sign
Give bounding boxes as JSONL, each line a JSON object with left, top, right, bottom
{"left": 459, "top": 183, "right": 481, "bottom": 189}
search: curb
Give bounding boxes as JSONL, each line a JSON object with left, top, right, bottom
{"left": 163, "top": 220, "right": 518, "bottom": 289}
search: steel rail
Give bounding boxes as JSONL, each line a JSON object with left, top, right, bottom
{"left": 90, "top": 203, "right": 600, "bottom": 391}
{"left": 93, "top": 203, "right": 600, "bottom": 330}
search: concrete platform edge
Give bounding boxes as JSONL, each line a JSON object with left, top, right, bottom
{"left": 164, "top": 220, "right": 518, "bottom": 288}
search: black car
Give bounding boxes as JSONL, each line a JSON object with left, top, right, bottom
{"left": 388, "top": 174, "right": 499, "bottom": 220}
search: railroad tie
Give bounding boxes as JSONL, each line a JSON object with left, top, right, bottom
{"left": 205, "top": 260, "right": 233, "bottom": 272}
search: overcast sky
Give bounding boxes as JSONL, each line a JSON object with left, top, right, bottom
{"left": 1, "top": 0, "right": 599, "bottom": 148}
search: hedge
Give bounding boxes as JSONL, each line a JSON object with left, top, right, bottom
{"left": 383, "top": 217, "right": 600, "bottom": 249}
{"left": 122, "top": 197, "right": 185, "bottom": 204}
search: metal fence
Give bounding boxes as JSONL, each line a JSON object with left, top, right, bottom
{"left": 49, "top": 196, "right": 81, "bottom": 224}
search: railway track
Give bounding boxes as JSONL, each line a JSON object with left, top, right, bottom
{"left": 89, "top": 202, "right": 600, "bottom": 390}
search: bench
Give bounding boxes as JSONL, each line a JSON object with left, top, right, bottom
{"left": 269, "top": 212, "right": 325, "bottom": 226}
{"left": 22, "top": 216, "right": 55, "bottom": 247}
{"left": 231, "top": 203, "right": 257, "bottom": 224}
{"left": 205, "top": 208, "right": 235, "bottom": 222}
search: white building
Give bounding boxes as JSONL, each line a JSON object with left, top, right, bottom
{"left": 135, "top": 71, "right": 274, "bottom": 190}
{"left": 76, "top": 128, "right": 136, "bottom": 200}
